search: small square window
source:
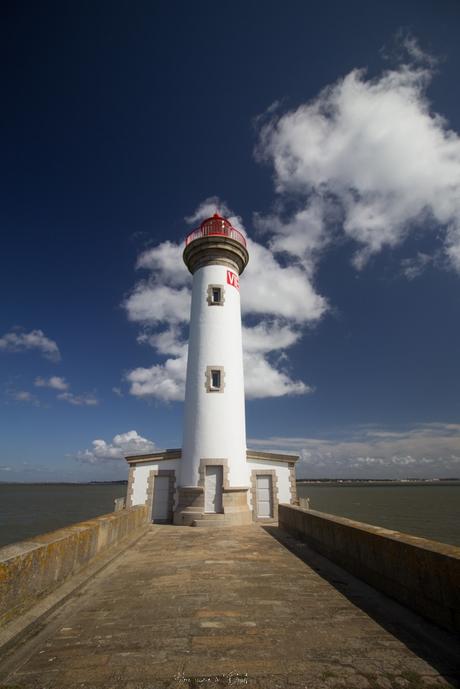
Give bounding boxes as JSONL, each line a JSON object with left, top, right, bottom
{"left": 207, "top": 284, "right": 225, "bottom": 306}
{"left": 211, "top": 369, "right": 221, "bottom": 389}
{"left": 205, "top": 366, "right": 225, "bottom": 393}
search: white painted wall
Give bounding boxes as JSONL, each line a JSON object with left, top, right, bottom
{"left": 131, "top": 458, "right": 294, "bottom": 513}
{"left": 131, "top": 459, "right": 180, "bottom": 506}
{"left": 181, "top": 264, "right": 248, "bottom": 488}
{"left": 246, "top": 460, "right": 293, "bottom": 508}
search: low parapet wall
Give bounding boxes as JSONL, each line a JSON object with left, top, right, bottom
{"left": 0, "top": 506, "right": 148, "bottom": 627}
{"left": 279, "top": 504, "right": 460, "bottom": 634}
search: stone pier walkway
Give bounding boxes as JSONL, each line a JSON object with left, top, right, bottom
{"left": 1, "top": 525, "right": 459, "bottom": 689}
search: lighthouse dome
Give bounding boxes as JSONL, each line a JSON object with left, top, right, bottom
{"left": 183, "top": 213, "right": 249, "bottom": 275}
{"left": 185, "top": 213, "right": 247, "bottom": 249}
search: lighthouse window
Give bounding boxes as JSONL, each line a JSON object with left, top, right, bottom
{"left": 207, "top": 284, "right": 225, "bottom": 306}
{"left": 211, "top": 370, "right": 221, "bottom": 389}
{"left": 205, "top": 366, "right": 225, "bottom": 393}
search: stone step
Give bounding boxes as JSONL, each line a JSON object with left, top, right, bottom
{"left": 192, "top": 519, "right": 235, "bottom": 528}
{"left": 200, "top": 513, "right": 226, "bottom": 520}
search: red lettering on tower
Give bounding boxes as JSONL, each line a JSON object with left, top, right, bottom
{"left": 226, "top": 270, "right": 239, "bottom": 290}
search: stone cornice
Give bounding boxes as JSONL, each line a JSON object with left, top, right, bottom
{"left": 126, "top": 448, "right": 299, "bottom": 465}
{"left": 246, "top": 449, "right": 299, "bottom": 464}
{"left": 125, "top": 449, "right": 181, "bottom": 465}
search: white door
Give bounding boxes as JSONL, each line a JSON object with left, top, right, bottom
{"left": 256, "top": 475, "right": 273, "bottom": 518}
{"left": 152, "top": 475, "right": 170, "bottom": 521}
{"left": 205, "top": 465, "right": 223, "bottom": 513}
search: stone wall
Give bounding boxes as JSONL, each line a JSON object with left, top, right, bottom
{"left": 0, "top": 506, "right": 148, "bottom": 627}
{"left": 279, "top": 504, "right": 460, "bottom": 634}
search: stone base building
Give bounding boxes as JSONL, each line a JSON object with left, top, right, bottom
{"left": 125, "top": 449, "right": 298, "bottom": 526}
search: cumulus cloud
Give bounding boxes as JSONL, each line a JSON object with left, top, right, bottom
{"left": 242, "top": 321, "right": 301, "bottom": 353}
{"left": 124, "top": 284, "right": 191, "bottom": 325}
{"left": 35, "top": 376, "right": 69, "bottom": 391}
{"left": 243, "top": 238, "right": 326, "bottom": 322}
{"left": 57, "top": 391, "right": 99, "bottom": 406}
{"left": 0, "top": 329, "right": 60, "bottom": 362}
{"left": 249, "top": 423, "right": 460, "bottom": 479}
{"left": 9, "top": 390, "right": 39, "bottom": 405}
{"left": 136, "top": 241, "right": 190, "bottom": 287}
{"left": 255, "top": 198, "right": 329, "bottom": 277}
{"left": 32, "top": 375, "right": 96, "bottom": 406}
{"left": 256, "top": 37, "right": 460, "bottom": 273}
{"left": 243, "top": 352, "right": 310, "bottom": 399}
{"left": 75, "top": 430, "right": 156, "bottom": 464}
{"left": 125, "top": 356, "right": 187, "bottom": 402}
{"left": 137, "top": 326, "right": 187, "bottom": 357}
{"left": 123, "top": 196, "right": 326, "bottom": 401}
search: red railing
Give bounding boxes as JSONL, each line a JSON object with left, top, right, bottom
{"left": 185, "top": 215, "right": 247, "bottom": 248}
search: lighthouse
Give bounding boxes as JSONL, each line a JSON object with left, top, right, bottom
{"left": 175, "top": 214, "right": 251, "bottom": 525}
{"left": 125, "top": 213, "right": 299, "bottom": 526}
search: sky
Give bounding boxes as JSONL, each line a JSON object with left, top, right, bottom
{"left": 1, "top": 0, "right": 460, "bottom": 481}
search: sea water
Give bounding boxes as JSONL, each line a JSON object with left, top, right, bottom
{"left": 0, "top": 483, "right": 126, "bottom": 548}
{"left": 1, "top": 481, "right": 459, "bottom": 549}
{"left": 297, "top": 481, "right": 460, "bottom": 547}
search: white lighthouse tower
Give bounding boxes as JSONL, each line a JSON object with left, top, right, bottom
{"left": 125, "top": 212, "right": 299, "bottom": 526}
{"left": 174, "top": 214, "right": 251, "bottom": 525}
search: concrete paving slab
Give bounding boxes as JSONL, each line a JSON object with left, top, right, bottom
{"left": 0, "top": 524, "right": 459, "bottom": 689}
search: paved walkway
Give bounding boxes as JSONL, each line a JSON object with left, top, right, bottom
{"left": 1, "top": 525, "right": 459, "bottom": 689}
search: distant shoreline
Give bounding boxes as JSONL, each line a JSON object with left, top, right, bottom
{"left": 297, "top": 478, "right": 460, "bottom": 484}
{"left": 0, "top": 480, "right": 128, "bottom": 485}
{"left": 2, "top": 478, "right": 458, "bottom": 485}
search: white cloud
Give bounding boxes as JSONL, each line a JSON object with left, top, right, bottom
{"left": 242, "top": 238, "right": 326, "bottom": 322}
{"left": 242, "top": 322, "right": 309, "bottom": 398}
{"left": 75, "top": 430, "right": 156, "bottom": 464}
{"left": 35, "top": 376, "right": 69, "bottom": 391}
{"left": 249, "top": 423, "right": 460, "bottom": 478}
{"left": 136, "top": 241, "right": 190, "bottom": 287}
{"left": 256, "top": 38, "right": 460, "bottom": 272}
{"left": 244, "top": 352, "right": 310, "bottom": 399}
{"left": 125, "top": 355, "right": 187, "bottom": 402}
{"left": 255, "top": 198, "right": 328, "bottom": 277}
{"left": 57, "top": 391, "right": 99, "bottom": 406}
{"left": 400, "top": 252, "right": 434, "bottom": 280}
{"left": 398, "top": 34, "right": 438, "bottom": 68}
{"left": 137, "top": 326, "right": 187, "bottom": 357}
{"left": 32, "top": 376, "right": 96, "bottom": 406}
{"left": 242, "top": 321, "right": 301, "bottom": 353}
{"left": 9, "top": 390, "right": 39, "bottom": 405}
{"left": 124, "top": 283, "right": 191, "bottom": 325}
{"left": 0, "top": 329, "right": 60, "bottom": 362}
{"left": 112, "top": 386, "right": 123, "bottom": 397}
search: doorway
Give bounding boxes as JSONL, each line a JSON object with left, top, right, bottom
{"left": 152, "top": 475, "right": 170, "bottom": 522}
{"left": 205, "top": 465, "right": 223, "bottom": 513}
{"left": 256, "top": 474, "right": 273, "bottom": 519}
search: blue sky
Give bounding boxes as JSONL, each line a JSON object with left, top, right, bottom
{"left": 1, "top": 0, "right": 460, "bottom": 481}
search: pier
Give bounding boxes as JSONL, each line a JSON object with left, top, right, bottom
{"left": 1, "top": 520, "right": 459, "bottom": 689}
